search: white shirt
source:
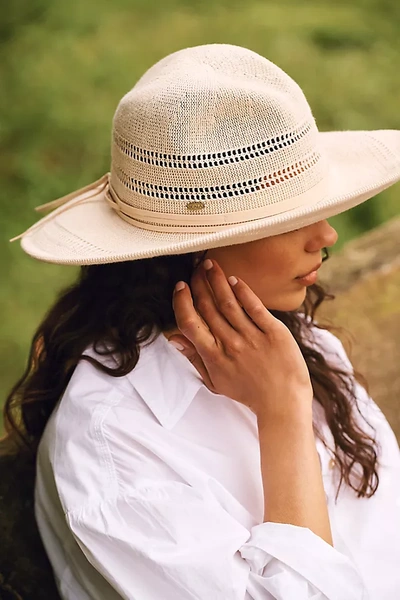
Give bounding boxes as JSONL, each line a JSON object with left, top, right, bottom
{"left": 35, "top": 322, "right": 400, "bottom": 600}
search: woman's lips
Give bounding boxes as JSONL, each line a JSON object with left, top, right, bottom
{"left": 296, "top": 261, "right": 322, "bottom": 279}
{"left": 295, "top": 270, "right": 319, "bottom": 285}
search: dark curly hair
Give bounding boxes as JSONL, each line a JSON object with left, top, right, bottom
{"left": 2, "top": 247, "right": 379, "bottom": 502}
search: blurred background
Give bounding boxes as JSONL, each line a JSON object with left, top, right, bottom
{"left": 1, "top": 0, "right": 400, "bottom": 425}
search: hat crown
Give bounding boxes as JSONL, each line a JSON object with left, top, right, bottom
{"left": 113, "top": 44, "right": 315, "bottom": 154}
{"left": 108, "top": 44, "right": 328, "bottom": 232}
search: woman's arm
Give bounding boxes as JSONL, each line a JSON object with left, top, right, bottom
{"left": 257, "top": 409, "right": 333, "bottom": 545}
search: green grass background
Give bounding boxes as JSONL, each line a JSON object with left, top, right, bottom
{"left": 1, "top": 0, "right": 400, "bottom": 420}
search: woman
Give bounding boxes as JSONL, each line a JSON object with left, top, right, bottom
{"left": 5, "top": 44, "right": 400, "bottom": 599}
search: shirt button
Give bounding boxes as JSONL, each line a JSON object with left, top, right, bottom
{"left": 328, "top": 458, "right": 336, "bottom": 470}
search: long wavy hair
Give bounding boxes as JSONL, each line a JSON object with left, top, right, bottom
{"left": 2, "top": 247, "right": 379, "bottom": 501}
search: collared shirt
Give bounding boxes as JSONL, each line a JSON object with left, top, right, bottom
{"left": 34, "top": 322, "right": 400, "bottom": 599}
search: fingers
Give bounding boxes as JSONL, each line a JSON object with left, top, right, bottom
{"left": 228, "top": 276, "right": 275, "bottom": 334}
{"left": 190, "top": 265, "right": 240, "bottom": 341}
{"left": 172, "top": 258, "right": 275, "bottom": 365}
{"left": 172, "top": 281, "right": 216, "bottom": 357}
{"left": 197, "top": 259, "right": 255, "bottom": 335}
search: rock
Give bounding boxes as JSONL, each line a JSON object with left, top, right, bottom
{"left": 318, "top": 216, "right": 400, "bottom": 443}
{"left": 318, "top": 216, "right": 400, "bottom": 294}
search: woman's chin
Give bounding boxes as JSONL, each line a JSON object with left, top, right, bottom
{"left": 265, "top": 287, "right": 307, "bottom": 312}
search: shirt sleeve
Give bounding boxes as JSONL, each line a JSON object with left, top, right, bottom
{"left": 67, "top": 482, "right": 368, "bottom": 600}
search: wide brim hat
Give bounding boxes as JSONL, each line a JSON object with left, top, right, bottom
{"left": 12, "top": 44, "right": 400, "bottom": 265}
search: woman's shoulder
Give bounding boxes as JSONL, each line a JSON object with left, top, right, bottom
{"left": 37, "top": 336, "right": 165, "bottom": 513}
{"left": 71, "top": 333, "right": 161, "bottom": 397}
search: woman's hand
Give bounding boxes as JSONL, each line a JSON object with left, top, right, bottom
{"left": 168, "top": 258, "right": 314, "bottom": 422}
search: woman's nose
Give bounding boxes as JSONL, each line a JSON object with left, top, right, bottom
{"left": 322, "top": 221, "right": 339, "bottom": 247}
{"left": 306, "top": 220, "right": 338, "bottom": 251}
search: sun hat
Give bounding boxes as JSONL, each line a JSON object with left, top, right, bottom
{"left": 11, "top": 43, "right": 400, "bottom": 265}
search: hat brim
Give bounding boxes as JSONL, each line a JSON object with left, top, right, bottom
{"left": 18, "top": 129, "right": 400, "bottom": 265}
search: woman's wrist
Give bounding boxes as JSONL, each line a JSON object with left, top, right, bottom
{"left": 255, "top": 398, "right": 314, "bottom": 434}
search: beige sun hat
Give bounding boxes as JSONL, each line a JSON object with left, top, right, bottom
{"left": 11, "top": 43, "right": 400, "bottom": 265}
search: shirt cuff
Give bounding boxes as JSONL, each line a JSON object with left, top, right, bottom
{"left": 239, "top": 522, "right": 368, "bottom": 600}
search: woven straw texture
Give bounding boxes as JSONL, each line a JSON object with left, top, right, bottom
{"left": 13, "top": 43, "right": 400, "bottom": 264}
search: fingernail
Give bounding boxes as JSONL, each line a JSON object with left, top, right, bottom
{"left": 175, "top": 281, "right": 185, "bottom": 292}
{"left": 168, "top": 340, "right": 185, "bottom": 351}
{"left": 203, "top": 259, "right": 213, "bottom": 270}
{"left": 228, "top": 276, "right": 238, "bottom": 286}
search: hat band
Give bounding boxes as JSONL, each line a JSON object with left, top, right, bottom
{"left": 10, "top": 171, "right": 329, "bottom": 243}
{"left": 105, "top": 177, "right": 329, "bottom": 233}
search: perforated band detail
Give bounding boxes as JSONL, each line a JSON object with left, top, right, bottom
{"left": 114, "top": 122, "right": 313, "bottom": 170}
{"left": 115, "top": 151, "right": 321, "bottom": 202}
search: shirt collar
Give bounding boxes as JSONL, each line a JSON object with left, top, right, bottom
{"left": 126, "top": 331, "right": 205, "bottom": 430}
